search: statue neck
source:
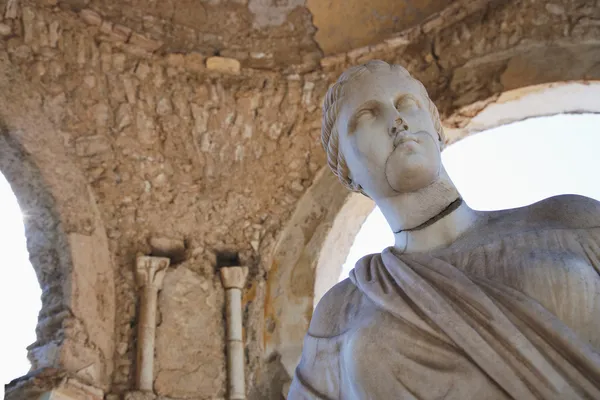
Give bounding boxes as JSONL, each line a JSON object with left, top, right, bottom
{"left": 376, "top": 167, "right": 483, "bottom": 253}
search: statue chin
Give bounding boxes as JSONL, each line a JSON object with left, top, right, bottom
{"left": 384, "top": 149, "right": 440, "bottom": 193}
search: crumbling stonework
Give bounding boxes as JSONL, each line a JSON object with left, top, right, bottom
{"left": 0, "top": 0, "right": 598, "bottom": 399}
{"left": 0, "top": 70, "right": 116, "bottom": 390}
{"left": 4, "top": 369, "right": 104, "bottom": 400}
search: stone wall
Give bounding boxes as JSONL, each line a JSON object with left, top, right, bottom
{"left": 0, "top": 1, "right": 326, "bottom": 397}
{"left": 48, "top": 0, "right": 322, "bottom": 72}
{"left": 0, "top": 0, "right": 598, "bottom": 399}
{"left": 0, "top": 40, "right": 117, "bottom": 392}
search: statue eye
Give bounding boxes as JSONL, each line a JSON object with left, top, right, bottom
{"left": 395, "top": 96, "right": 419, "bottom": 110}
{"left": 357, "top": 108, "right": 376, "bottom": 121}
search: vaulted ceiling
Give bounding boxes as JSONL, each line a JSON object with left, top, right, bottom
{"left": 58, "top": 0, "right": 457, "bottom": 66}
{"left": 307, "top": 0, "right": 454, "bottom": 54}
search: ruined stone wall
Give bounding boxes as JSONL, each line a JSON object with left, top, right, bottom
{"left": 0, "top": 1, "right": 326, "bottom": 398}
{"left": 0, "top": 40, "right": 116, "bottom": 392}
{"left": 0, "top": 0, "right": 598, "bottom": 399}
{"left": 52, "top": 0, "right": 322, "bottom": 72}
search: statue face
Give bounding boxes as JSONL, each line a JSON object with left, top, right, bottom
{"left": 337, "top": 69, "right": 442, "bottom": 198}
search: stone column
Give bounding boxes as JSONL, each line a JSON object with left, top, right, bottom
{"left": 135, "top": 255, "right": 169, "bottom": 392}
{"left": 219, "top": 266, "right": 249, "bottom": 400}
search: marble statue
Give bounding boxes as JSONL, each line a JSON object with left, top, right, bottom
{"left": 288, "top": 60, "right": 600, "bottom": 399}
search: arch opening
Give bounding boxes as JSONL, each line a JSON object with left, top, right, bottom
{"left": 0, "top": 171, "right": 42, "bottom": 398}
{"left": 0, "top": 89, "right": 115, "bottom": 393}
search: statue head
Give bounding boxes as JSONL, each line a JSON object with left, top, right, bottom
{"left": 321, "top": 60, "right": 445, "bottom": 200}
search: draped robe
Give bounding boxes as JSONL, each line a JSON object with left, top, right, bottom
{"left": 288, "top": 195, "right": 600, "bottom": 400}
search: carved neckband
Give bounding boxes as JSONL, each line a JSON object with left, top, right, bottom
{"left": 393, "top": 197, "right": 463, "bottom": 234}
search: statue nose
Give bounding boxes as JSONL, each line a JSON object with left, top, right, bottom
{"left": 390, "top": 117, "right": 409, "bottom": 135}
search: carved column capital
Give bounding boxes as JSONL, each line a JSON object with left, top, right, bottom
{"left": 135, "top": 255, "right": 170, "bottom": 290}
{"left": 219, "top": 266, "right": 249, "bottom": 289}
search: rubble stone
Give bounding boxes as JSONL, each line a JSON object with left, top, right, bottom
{"left": 545, "top": 3, "right": 565, "bottom": 15}
{"left": 206, "top": 56, "right": 241, "bottom": 75}
{"left": 149, "top": 236, "right": 186, "bottom": 260}
{"left": 75, "top": 135, "right": 111, "bottom": 156}
{"left": 0, "top": 23, "right": 11, "bottom": 36}
{"left": 184, "top": 52, "right": 205, "bottom": 72}
{"left": 80, "top": 9, "right": 102, "bottom": 26}
{"left": 128, "top": 32, "right": 163, "bottom": 52}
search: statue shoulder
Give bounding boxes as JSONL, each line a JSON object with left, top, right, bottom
{"left": 308, "top": 278, "right": 364, "bottom": 337}
{"left": 530, "top": 194, "right": 600, "bottom": 228}
{"left": 492, "top": 194, "right": 600, "bottom": 229}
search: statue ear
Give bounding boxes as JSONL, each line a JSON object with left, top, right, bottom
{"left": 345, "top": 161, "right": 369, "bottom": 197}
{"left": 348, "top": 170, "right": 361, "bottom": 191}
{"left": 348, "top": 175, "right": 366, "bottom": 197}
{"left": 356, "top": 184, "right": 371, "bottom": 199}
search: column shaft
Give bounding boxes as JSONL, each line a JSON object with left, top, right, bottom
{"left": 226, "top": 288, "right": 245, "bottom": 400}
{"left": 136, "top": 285, "right": 159, "bottom": 391}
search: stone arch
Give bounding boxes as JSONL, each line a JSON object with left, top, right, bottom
{"left": 263, "top": 168, "right": 373, "bottom": 377}
{"left": 444, "top": 80, "right": 600, "bottom": 143}
{"left": 266, "top": 81, "right": 600, "bottom": 386}
{"left": 427, "top": 15, "right": 600, "bottom": 125}
{"left": 0, "top": 57, "right": 115, "bottom": 393}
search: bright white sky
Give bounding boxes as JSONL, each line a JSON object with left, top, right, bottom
{"left": 0, "top": 113, "right": 599, "bottom": 394}
{"left": 0, "top": 173, "right": 41, "bottom": 397}
{"left": 340, "top": 113, "right": 600, "bottom": 280}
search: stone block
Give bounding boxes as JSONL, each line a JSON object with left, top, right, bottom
{"left": 4, "top": 0, "right": 19, "bottom": 19}
{"left": 129, "top": 33, "right": 163, "bottom": 52}
{"left": 166, "top": 53, "right": 185, "bottom": 68}
{"left": 125, "top": 391, "right": 156, "bottom": 400}
{"left": 206, "top": 56, "right": 241, "bottom": 75}
{"left": 385, "top": 35, "right": 410, "bottom": 49}
{"left": 5, "top": 370, "right": 104, "bottom": 400}
{"left": 80, "top": 9, "right": 102, "bottom": 26}
{"left": 185, "top": 52, "right": 205, "bottom": 72}
{"left": 0, "top": 22, "right": 11, "bottom": 36}
{"left": 155, "top": 267, "right": 226, "bottom": 398}
{"left": 347, "top": 45, "right": 370, "bottom": 62}
{"left": 422, "top": 13, "right": 445, "bottom": 34}
{"left": 149, "top": 236, "right": 186, "bottom": 261}
{"left": 320, "top": 53, "right": 346, "bottom": 69}
{"left": 75, "top": 135, "right": 111, "bottom": 157}
{"left": 545, "top": 3, "right": 565, "bottom": 15}
{"left": 113, "top": 24, "right": 132, "bottom": 41}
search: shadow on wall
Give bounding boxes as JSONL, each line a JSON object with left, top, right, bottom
{"left": 263, "top": 167, "right": 374, "bottom": 380}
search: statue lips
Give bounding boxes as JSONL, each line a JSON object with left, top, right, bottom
{"left": 392, "top": 131, "right": 421, "bottom": 150}
{"left": 385, "top": 131, "right": 429, "bottom": 192}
